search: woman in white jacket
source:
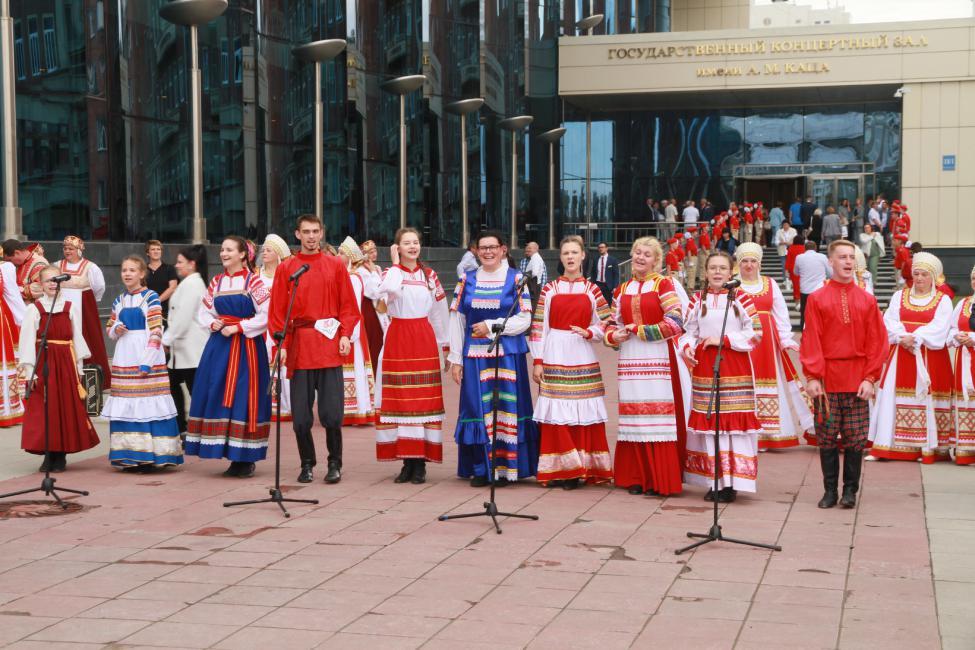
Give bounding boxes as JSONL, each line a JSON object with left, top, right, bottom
{"left": 161, "top": 245, "right": 209, "bottom": 437}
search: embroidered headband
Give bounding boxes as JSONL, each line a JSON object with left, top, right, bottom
{"left": 911, "top": 252, "right": 942, "bottom": 282}
{"left": 338, "top": 236, "right": 364, "bottom": 264}
{"left": 262, "top": 234, "right": 291, "bottom": 262}
{"left": 63, "top": 236, "right": 84, "bottom": 251}
{"left": 734, "top": 242, "right": 763, "bottom": 263}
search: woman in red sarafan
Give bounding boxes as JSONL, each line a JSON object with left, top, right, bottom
{"left": 18, "top": 265, "right": 99, "bottom": 472}
{"left": 680, "top": 251, "right": 763, "bottom": 504}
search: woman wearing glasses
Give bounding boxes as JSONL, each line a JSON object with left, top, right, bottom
{"left": 448, "top": 230, "right": 539, "bottom": 487}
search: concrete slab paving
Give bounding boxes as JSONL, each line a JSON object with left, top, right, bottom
{"left": 0, "top": 345, "right": 962, "bottom": 648}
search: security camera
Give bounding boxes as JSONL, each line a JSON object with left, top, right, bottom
{"left": 893, "top": 87, "right": 910, "bottom": 98}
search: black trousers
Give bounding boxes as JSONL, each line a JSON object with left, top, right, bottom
{"left": 168, "top": 367, "right": 196, "bottom": 434}
{"left": 799, "top": 293, "right": 810, "bottom": 331}
{"left": 291, "top": 367, "right": 344, "bottom": 467}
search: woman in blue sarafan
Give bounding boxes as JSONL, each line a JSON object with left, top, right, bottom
{"left": 448, "top": 230, "right": 539, "bottom": 487}
{"left": 184, "top": 236, "right": 271, "bottom": 479}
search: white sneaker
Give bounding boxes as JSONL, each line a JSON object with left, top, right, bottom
{"left": 864, "top": 454, "right": 878, "bottom": 462}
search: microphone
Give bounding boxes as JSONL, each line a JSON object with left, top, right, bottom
{"left": 289, "top": 264, "right": 310, "bottom": 281}
{"left": 722, "top": 279, "right": 741, "bottom": 289}
{"left": 51, "top": 274, "right": 71, "bottom": 283}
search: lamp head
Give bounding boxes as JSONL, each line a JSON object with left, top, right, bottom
{"left": 293, "top": 39, "right": 347, "bottom": 63}
{"left": 445, "top": 98, "right": 485, "bottom": 116}
{"left": 159, "top": 0, "right": 228, "bottom": 26}
{"left": 498, "top": 115, "right": 534, "bottom": 131}
{"left": 538, "top": 127, "right": 567, "bottom": 143}
{"left": 576, "top": 13, "right": 604, "bottom": 32}
{"left": 381, "top": 74, "right": 427, "bottom": 95}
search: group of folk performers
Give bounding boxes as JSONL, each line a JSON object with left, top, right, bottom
{"left": 8, "top": 218, "right": 975, "bottom": 511}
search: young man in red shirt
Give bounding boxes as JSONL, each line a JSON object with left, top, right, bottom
{"left": 269, "top": 214, "right": 361, "bottom": 484}
{"left": 800, "top": 240, "right": 887, "bottom": 509}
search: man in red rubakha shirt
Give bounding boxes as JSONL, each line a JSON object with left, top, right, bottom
{"left": 269, "top": 215, "right": 360, "bottom": 484}
{"left": 800, "top": 240, "right": 887, "bottom": 510}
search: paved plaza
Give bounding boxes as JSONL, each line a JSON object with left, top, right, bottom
{"left": 0, "top": 346, "right": 968, "bottom": 649}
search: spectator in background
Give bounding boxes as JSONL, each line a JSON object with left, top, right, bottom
{"left": 663, "top": 198, "right": 678, "bottom": 241}
{"left": 800, "top": 196, "right": 817, "bottom": 234}
{"left": 838, "top": 199, "right": 852, "bottom": 239}
{"left": 822, "top": 207, "right": 842, "bottom": 246}
{"left": 145, "top": 240, "right": 178, "bottom": 325}
{"left": 808, "top": 208, "right": 824, "bottom": 247}
{"left": 519, "top": 241, "right": 547, "bottom": 311}
{"left": 700, "top": 198, "right": 714, "bottom": 224}
{"left": 769, "top": 201, "right": 785, "bottom": 247}
{"left": 790, "top": 197, "right": 803, "bottom": 228}
{"left": 786, "top": 234, "right": 806, "bottom": 304}
{"left": 682, "top": 200, "right": 700, "bottom": 226}
{"left": 859, "top": 223, "right": 884, "bottom": 280}
{"left": 456, "top": 240, "right": 479, "bottom": 280}
{"left": 775, "top": 221, "right": 797, "bottom": 291}
{"left": 794, "top": 240, "right": 831, "bottom": 330}
{"left": 715, "top": 229, "right": 738, "bottom": 257}
{"left": 589, "top": 242, "right": 619, "bottom": 303}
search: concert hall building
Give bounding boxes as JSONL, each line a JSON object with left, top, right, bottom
{"left": 0, "top": 1, "right": 974, "bottom": 277}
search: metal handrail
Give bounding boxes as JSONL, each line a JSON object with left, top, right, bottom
{"left": 565, "top": 221, "right": 690, "bottom": 250}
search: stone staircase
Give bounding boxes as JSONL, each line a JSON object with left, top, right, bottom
{"left": 758, "top": 245, "right": 897, "bottom": 328}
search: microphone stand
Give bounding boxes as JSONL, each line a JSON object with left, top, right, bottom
{"left": 440, "top": 272, "right": 538, "bottom": 534}
{"left": 224, "top": 268, "right": 318, "bottom": 517}
{"left": 0, "top": 278, "right": 89, "bottom": 508}
{"left": 676, "top": 285, "right": 781, "bottom": 555}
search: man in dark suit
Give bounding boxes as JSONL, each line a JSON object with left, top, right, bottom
{"left": 800, "top": 195, "right": 817, "bottom": 233}
{"left": 589, "top": 242, "right": 619, "bottom": 303}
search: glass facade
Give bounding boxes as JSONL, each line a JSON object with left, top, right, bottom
{"left": 0, "top": 1, "right": 898, "bottom": 246}
{"left": 560, "top": 103, "right": 902, "bottom": 224}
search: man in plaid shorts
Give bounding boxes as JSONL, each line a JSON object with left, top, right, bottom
{"left": 800, "top": 240, "right": 887, "bottom": 509}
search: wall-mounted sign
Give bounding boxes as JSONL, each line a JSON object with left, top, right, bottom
{"left": 943, "top": 155, "right": 956, "bottom": 171}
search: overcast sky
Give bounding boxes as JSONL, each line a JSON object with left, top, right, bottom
{"left": 753, "top": 0, "right": 974, "bottom": 23}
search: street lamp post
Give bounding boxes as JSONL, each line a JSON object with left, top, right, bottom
{"left": 576, "top": 13, "right": 604, "bottom": 36}
{"left": 538, "top": 127, "right": 566, "bottom": 250}
{"left": 498, "top": 115, "right": 533, "bottom": 250}
{"left": 445, "top": 98, "right": 484, "bottom": 248}
{"left": 0, "top": 0, "right": 22, "bottom": 240}
{"left": 159, "top": 0, "right": 228, "bottom": 244}
{"left": 293, "top": 39, "right": 347, "bottom": 220}
{"left": 381, "top": 75, "right": 426, "bottom": 230}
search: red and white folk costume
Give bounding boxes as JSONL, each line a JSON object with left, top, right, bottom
{"left": 679, "top": 289, "right": 763, "bottom": 494}
{"left": 375, "top": 265, "right": 449, "bottom": 462}
{"left": 260, "top": 234, "right": 293, "bottom": 421}
{"left": 530, "top": 277, "right": 613, "bottom": 486}
{"left": 16, "top": 244, "right": 49, "bottom": 303}
{"left": 736, "top": 245, "right": 814, "bottom": 448}
{"left": 337, "top": 237, "right": 376, "bottom": 426}
{"left": 606, "top": 274, "right": 690, "bottom": 495}
{"left": 870, "top": 277, "right": 954, "bottom": 463}
{"left": 0, "top": 262, "right": 25, "bottom": 426}
{"left": 57, "top": 238, "right": 111, "bottom": 388}
{"left": 948, "top": 291, "right": 975, "bottom": 465}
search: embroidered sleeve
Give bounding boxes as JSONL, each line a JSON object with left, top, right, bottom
{"left": 248, "top": 273, "right": 271, "bottom": 305}
{"left": 635, "top": 278, "right": 684, "bottom": 342}
{"left": 529, "top": 281, "right": 552, "bottom": 362}
{"left": 603, "top": 283, "right": 625, "bottom": 347}
{"left": 105, "top": 293, "right": 121, "bottom": 333}
{"left": 515, "top": 271, "right": 532, "bottom": 313}
{"left": 428, "top": 269, "right": 447, "bottom": 302}
{"left": 144, "top": 290, "right": 164, "bottom": 345}
{"left": 677, "top": 291, "right": 701, "bottom": 352}
{"left": 450, "top": 274, "right": 467, "bottom": 313}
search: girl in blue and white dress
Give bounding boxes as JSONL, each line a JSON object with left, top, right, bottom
{"left": 185, "top": 237, "right": 271, "bottom": 479}
{"left": 102, "top": 255, "right": 182, "bottom": 470}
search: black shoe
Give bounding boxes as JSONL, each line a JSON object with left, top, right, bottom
{"left": 297, "top": 463, "right": 313, "bottom": 484}
{"left": 717, "top": 488, "right": 737, "bottom": 503}
{"left": 818, "top": 489, "right": 839, "bottom": 509}
{"left": 324, "top": 461, "right": 341, "bottom": 484}
{"left": 628, "top": 485, "right": 644, "bottom": 495}
{"left": 137, "top": 464, "right": 156, "bottom": 474}
{"left": 51, "top": 453, "right": 67, "bottom": 473}
{"left": 494, "top": 477, "right": 509, "bottom": 488}
{"left": 223, "top": 462, "right": 241, "bottom": 477}
{"left": 394, "top": 460, "right": 414, "bottom": 484}
{"left": 470, "top": 475, "right": 489, "bottom": 488}
{"left": 236, "top": 462, "right": 256, "bottom": 478}
{"left": 562, "top": 478, "right": 580, "bottom": 491}
{"left": 410, "top": 461, "right": 426, "bottom": 485}
{"left": 704, "top": 489, "right": 716, "bottom": 501}
{"left": 38, "top": 455, "right": 51, "bottom": 473}
{"left": 547, "top": 480, "right": 563, "bottom": 488}
{"left": 840, "top": 486, "right": 857, "bottom": 508}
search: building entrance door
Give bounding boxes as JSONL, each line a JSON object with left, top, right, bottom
{"left": 735, "top": 177, "right": 802, "bottom": 210}
{"left": 808, "top": 175, "right": 864, "bottom": 211}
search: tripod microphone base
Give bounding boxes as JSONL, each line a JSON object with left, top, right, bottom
{"left": 439, "top": 501, "right": 539, "bottom": 535}
{"left": 0, "top": 475, "right": 90, "bottom": 511}
{"left": 676, "top": 524, "right": 782, "bottom": 555}
{"left": 224, "top": 488, "right": 319, "bottom": 518}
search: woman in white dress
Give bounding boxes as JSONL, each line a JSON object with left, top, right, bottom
{"left": 375, "top": 228, "right": 450, "bottom": 485}
{"left": 869, "top": 252, "right": 954, "bottom": 463}
{"left": 735, "top": 242, "right": 814, "bottom": 450}
{"left": 260, "top": 234, "right": 293, "bottom": 421}
{"left": 337, "top": 237, "right": 376, "bottom": 426}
